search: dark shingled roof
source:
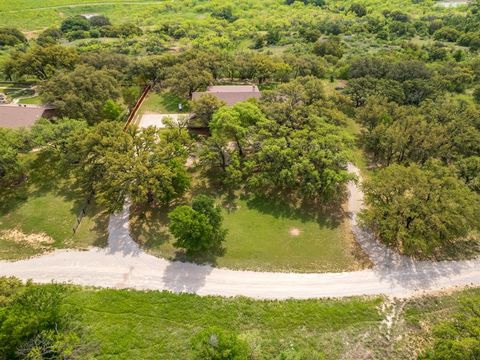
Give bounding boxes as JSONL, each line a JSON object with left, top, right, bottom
{"left": 192, "top": 85, "right": 261, "bottom": 106}
{"left": 0, "top": 104, "right": 54, "bottom": 129}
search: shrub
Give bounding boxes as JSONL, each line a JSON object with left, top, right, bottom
{"left": 0, "top": 27, "right": 26, "bottom": 46}
{"left": 89, "top": 15, "right": 111, "bottom": 27}
{"left": 191, "top": 327, "right": 249, "bottom": 360}
{"left": 60, "top": 15, "right": 91, "bottom": 33}
{"left": 168, "top": 195, "right": 227, "bottom": 254}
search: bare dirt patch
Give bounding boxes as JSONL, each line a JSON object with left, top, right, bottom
{"left": 1, "top": 229, "right": 54, "bottom": 249}
{"left": 289, "top": 227, "right": 301, "bottom": 236}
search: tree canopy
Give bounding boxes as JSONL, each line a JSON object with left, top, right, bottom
{"left": 360, "top": 163, "right": 480, "bottom": 257}
{"left": 65, "top": 122, "right": 190, "bottom": 212}
{"left": 40, "top": 65, "right": 122, "bottom": 124}
{"left": 169, "top": 195, "right": 227, "bottom": 254}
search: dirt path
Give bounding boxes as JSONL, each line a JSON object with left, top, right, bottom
{"left": 0, "top": 164, "right": 479, "bottom": 299}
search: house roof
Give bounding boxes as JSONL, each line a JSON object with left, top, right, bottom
{"left": 192, "top": 85, "right": 261, "bottom": 106}
{"left": 0, "top": 104, "right": 53, "bottom": 129}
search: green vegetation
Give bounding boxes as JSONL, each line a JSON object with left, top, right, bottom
{"left": 18, "top": 96, "right": 42, "bottom": 105}
{"left": 191, "top": 327, "right": 249, "bottom": 360}
{"left": 0, "top": 278, "right": 88, "bottom": 360}
{"left": 61, "top": 285, "right": 384, "bottom": 359}
{"left": 131, "top": 195, "right": 367, "bottom": 272}
{"left": 169, "top": 195, "right": 227, "bottom": 255}
{"left": 64, "top": 122, "right": 190, "bottom": 213}
{"left": 2, "top": 277, "right": 480, "bottom": 359}
{"left": 419, "top": 299, "right": 480, "bottom": 359}
{"left": 40, "top": 65, "right": 122, "bottom": 124}
{"left": 138, "top": 91, "right": 188, "bottom": 115}
{"left": 0, "top": 27, "right": 26, "bottom": 47}
{"left": 0, "top": 152, "right": 108, "bottom": 260}
{"left": 361, "top": 163, "right": 480, "bottom": 259}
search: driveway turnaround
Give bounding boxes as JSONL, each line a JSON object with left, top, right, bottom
{"left": 0, "top": 165, "right": 479, "bottom": 299}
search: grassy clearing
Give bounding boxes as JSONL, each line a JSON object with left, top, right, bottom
{"left": 0, "top": 0, "right": 450, "bottom": 32}
{"left": 138, "top": 91, "right": 188, "bottom": 115}
{"left": 0, "top": 0, "right": 153, "bottom": 12}
{"left": 0, "top": 2, "right": 180, "bottom": 31}
{"left": 65, "top": 286, "right": 480, "bottom": 359}
{"left": 0, "top": 152, "right": 108, "bottom": 260}
{"left": 5, "top": 280, "right": 479, "bottom": 359}
{"left": 131, "top": 186, "right": 370, "bottom": 272}
{"left": 68, "top": 288, "right": 383, "bottom": 359}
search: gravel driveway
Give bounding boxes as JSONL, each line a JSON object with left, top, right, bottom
{"left": 0, "top": 164, "right": 479, "bottom": 299}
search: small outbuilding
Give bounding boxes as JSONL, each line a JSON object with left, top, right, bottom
{"left": 192, "top": 85, "right": 261, "bottom": 106}
{"left": 0, "top": 104, "right": 55, "bottom": 129}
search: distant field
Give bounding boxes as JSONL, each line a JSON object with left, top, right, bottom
{"left": 0, "top": 0, "right": 449, "bottom": 32}
{"left": 0, "top": 2, "right": 167, "bottom": 31}
{"left": 0, "top": 0, "right": 156, "bottom": 12}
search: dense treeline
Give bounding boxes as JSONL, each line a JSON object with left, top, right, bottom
{"left": 200, "top": 77, "right": 354, "bottom": 204}
{"left": 1, "top": 1, "right": 479, "bottom": 259}
{"left": 0, "top": 1, "right": 479, "bottom": 358}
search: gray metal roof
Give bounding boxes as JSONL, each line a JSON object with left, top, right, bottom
{"left": 192, "top": 85, "right": 261, "bottom": 106}
{"left": 0, "top": 104, "right": 53, "bottom": 129}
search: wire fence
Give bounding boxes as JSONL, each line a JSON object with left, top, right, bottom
{"left": 72, "top": 193, "right": 93, "bottom": 235}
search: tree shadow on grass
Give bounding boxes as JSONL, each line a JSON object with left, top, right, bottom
{"left": 191, "top": 166, "right": 348, "bottom": 229}
{"left": 244, "top": 195, "right": 346, "bottom": 230}
{"left": 75, "top": 203, "right": 110, "bottom": 248}
{"left": 129, "top": 204, "right": 173, "bottom": 250}
{"left": 0, "top": 150, "right": 106, "bottom": 251}
{"left": 0, "top": 151, "right": 63, "bottom": 216}
{"left": 28, "top": 150, "right": 86, "bottom": 211}
{"left": 171, "top": 242, "right": 226, "bottom": 267}
{"left": 0, "top": 182, "right": 29, "bottom": 216}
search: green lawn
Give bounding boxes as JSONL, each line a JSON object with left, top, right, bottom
{"left": 138, "top": 91, "right": 188, "bottom": 115}
{"left": 68, "top": 288, "right": 383, "bottom": 359}
{"left": 131, "top": 192, "right": 370, "bottom": 272}
{"left": 18, "top": 96, "right": 42, "bottom": 105}
{"left": 0, "top": 152, "right": 108, "bottom": 260}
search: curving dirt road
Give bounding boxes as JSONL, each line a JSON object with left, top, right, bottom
{"left": 0, "top": 164, "right": 479, "bottom": 299}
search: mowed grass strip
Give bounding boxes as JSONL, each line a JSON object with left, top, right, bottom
{"left": 0, "top": 152, "right": 108, "bottom": 260}
{"left": 68, "top": 288, "right": 383, "bottom": 359}
{"left": 137, "top": 91, "right": 189, "bottom": 116}
{"left": 131, "top": 195, "right": 369, "bottom": 273}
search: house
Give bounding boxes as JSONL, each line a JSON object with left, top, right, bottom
{"left": 0, "top": 104, "right": 55, "bottom": 129}
{"left": 192, "top": 85, "right": 261, "bottom": 106}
